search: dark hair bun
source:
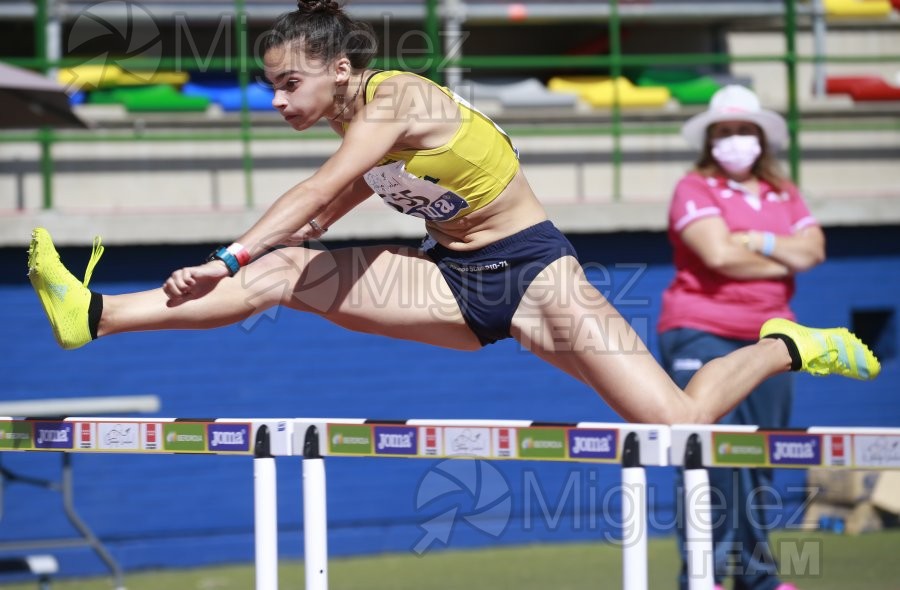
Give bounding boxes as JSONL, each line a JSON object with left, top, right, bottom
{"left": 296, "top": 0, "right": 341, "bottom": 13}
{"left": 265, "top": 0, "right": 376, "bottom": 69}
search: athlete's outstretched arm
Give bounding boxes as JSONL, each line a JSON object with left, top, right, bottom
{"left": 237, "top": 118, "right": 407, "bottom": 254}
{"left": 163, "top": 91, "right": 412, "bottom": 303}
{"left": 283, "top": 177, "right": 376, "bottom": 244}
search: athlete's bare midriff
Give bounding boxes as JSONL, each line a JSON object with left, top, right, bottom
{"left": 425, "top": 169, "right": 549, "bottom": 251}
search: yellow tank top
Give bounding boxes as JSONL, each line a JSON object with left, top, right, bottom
{"left": 356, "top": 70, "right": 519, "bottom": 222}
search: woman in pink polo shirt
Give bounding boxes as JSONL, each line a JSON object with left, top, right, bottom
{"left": 659, "top": 85, "right": 825, "bottom": 590}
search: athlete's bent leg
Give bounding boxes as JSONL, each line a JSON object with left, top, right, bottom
{"left": 510, "top": 256, "right": 793, "bottom": 424}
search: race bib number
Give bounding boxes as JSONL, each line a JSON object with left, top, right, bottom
{"left": 364, "top": 161, "right": 469, "bottom": 222}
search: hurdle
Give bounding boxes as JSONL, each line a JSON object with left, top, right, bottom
{"left": 0, "top": 416, "right": 668, "bottom": 590}
{"left": 0, "top": 397, "right": 160, "bottom": 590}
{"left": 671, "top": 424, "right": 900, "bottom": 590}
{"left": 2, "top": 418, "right": 898, "bottom": 590}
{"left": 293, "top": 418, "right": 669, "bottom": 590}
{"left": 0, "top": 416, "right": 295, "bottom": 590}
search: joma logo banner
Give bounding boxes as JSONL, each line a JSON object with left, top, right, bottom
{"left": 769, "top": 434, "right": 822, "bottom": 466}
{"left": 374, "top": 426, "right": 418, "bottom": 456}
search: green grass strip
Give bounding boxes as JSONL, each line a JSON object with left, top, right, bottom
{"left": 4, "top": 529, "right": 898, "bottom": 590}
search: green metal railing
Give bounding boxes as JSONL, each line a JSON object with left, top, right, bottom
{"left": 2, "top": 0, "right": 898, "bottom": 210}
{"left": 34, "top": 0, "right": 53, "bottom": 209}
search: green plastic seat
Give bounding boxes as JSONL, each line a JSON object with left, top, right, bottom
{"left": 88, "top": 85, "right": 210, "bottom": 112}
{"left": 637, "top": 69, "right": 722, "bottom": 105}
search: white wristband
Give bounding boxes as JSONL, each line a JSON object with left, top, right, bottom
{"left": 760, "top": 232, "right": 776, "bottom": 256}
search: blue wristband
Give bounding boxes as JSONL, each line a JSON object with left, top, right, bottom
{"left": 209, "top": 246, "right": 240, "bottom": 276}
{"left": 760, "top": 232, "right": 776, "bottom": 257}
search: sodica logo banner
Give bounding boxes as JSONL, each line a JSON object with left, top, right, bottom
{"left": 163, "top": 423, "right": 205, "bottom": 452}
{"left": 518, "top": 427, "right": 567, "bottom": 459}
{"left": 328, "top": 424, "right": 373, "bottom": 455}
{"left": 0, "top": 421, "right": 33, "bottom": 449}
{"left": 713, "top": 432, "right": 766, "bottom": 466}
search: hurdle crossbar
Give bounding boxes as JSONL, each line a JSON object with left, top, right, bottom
{"left": 670, "top": 424, "right": 900, "bottom": 470}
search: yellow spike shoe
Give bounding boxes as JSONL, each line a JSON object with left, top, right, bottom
{"left": 27, "top": 228, "right": 104, "bottom": 350}
{"left": 760, "top": 318, "right": 881, "bottom": 381}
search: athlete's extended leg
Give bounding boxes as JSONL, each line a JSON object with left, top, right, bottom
{"left": 511, "top": 256, "right": 878, "bottom": 424}
{"left": 29, "top": 228, "right": 481, "bottom": 351}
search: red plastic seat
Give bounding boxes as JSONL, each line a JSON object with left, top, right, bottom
{"left": 826, "top": 75, "right": 881, "bottom": 95}
{"left": 826, "top": 76, "right": 900, "bottom": 101}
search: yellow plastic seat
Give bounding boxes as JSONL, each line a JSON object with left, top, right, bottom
{"left": 548, "top": 76, "right": 670, "bottom": 108}
{"left": 824, "top": 0, "right": 891, "bottom": 17}
{"left": 116, "top": 70, "right": 190, "bottom": 86}
{"left": 58, "top": 64, "right": 123, "bottom": 91}
{"left": 58, "top": 64, "right": 189, "bottom": 91}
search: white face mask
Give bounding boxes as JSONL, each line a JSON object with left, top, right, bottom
{"left": 711, "top": 135, "right": 762, "bottom": 176}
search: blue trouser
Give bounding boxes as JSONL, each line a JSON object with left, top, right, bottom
{"left": 659, "top": 328, "right": 793, "bottom": 590}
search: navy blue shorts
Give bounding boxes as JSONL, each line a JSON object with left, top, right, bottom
{"left": 422, "top": 220, "right": 579, "bottom": 346}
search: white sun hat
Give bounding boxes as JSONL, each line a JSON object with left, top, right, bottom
{"left": 681, "top": 84, "right": 788, "bottom": 150}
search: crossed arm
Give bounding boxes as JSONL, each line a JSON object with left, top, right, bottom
{"left": 682, "top": 216, "right": 826, "bottom": 280}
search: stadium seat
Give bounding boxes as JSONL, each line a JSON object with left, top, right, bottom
{"left": 636, "top": 69, "right": 721, "bottom": 105}
{"left": 824, "top": 0, "right": 892, "bottom": 17}
{"left": 59, "top": 65, "right": 121, "bottom": 91}
{"left": 826, "top": 76, "right": 900, "bottom": 101}
{"left": 68, "top": 90, "right": 87, "bottom": 106}
{"left": 825, "top": 75, "right": 879, "bottom": 95}
{"left": 459, "top": 78, "right": 579, "bottom": 109}
{"left": 59, "top": 65, "right": 188, "bottom": 91}
{"left": 182, "top": 79, "right": 275, "bottom": 111}
{"left": 89, "top": 85, "right": 211, "bottom": 112}
{"left": 547, "top": 76, "right": 671, "bottom": 108}
{"left": 114, "top": 70, "right": 189, "bottom": 87}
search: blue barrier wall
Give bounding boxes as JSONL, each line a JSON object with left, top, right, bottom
{"left": 0, "top": 226, "right": 897, "bottom": 578}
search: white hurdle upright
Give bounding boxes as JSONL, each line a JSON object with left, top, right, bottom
{"left": 681, "top": 432, "right": 715, "bottom": 590}
{"left": 301, "top": 425, "right": 328, "bottom": 590}
{"left": 253, "top": 424, "right": 279, "bottom": 590}
{"left": 621, "top": 432, "right": 648, "bottom": 590}
{"left": 671, "top": 424, "right": 900, "bottom": 589}
{"left": 292, "top": 418, "right": 670, "bottom": 590}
